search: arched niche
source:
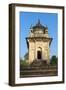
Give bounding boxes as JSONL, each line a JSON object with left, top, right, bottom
{"left": 37, "top": 47, "right": 42, "bottom": 60}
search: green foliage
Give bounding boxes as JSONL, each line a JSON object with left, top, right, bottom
{"left": 50, "top": 55, "right": 58, "bottom": 65}
{"left": 24, "top": 52, "right": 28, "bottom": 60}
{"left": 20, "top": 59, "right": 29, "bottom": 67}
{"left": 20, "top": 52, "right": 29, "bottom": 68}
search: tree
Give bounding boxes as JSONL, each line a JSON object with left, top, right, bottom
{"left": 50, "top": 55, "right": 58, "bottom": 65}
{"left": 20, "top": 59, "right": 29, "bottom": 68}
{"left": 24, "top": 52, "right": 28, "bottom": 60}
{"left": 20, "top": 52, "right": 29, "bottom": 69}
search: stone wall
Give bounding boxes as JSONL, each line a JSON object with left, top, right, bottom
{"left": 29, "top": 40, "right": 50, "bottom": 64}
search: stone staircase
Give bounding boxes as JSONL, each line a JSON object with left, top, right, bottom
{"left": 20, "top": 60, "right": 58, "bottom": 78}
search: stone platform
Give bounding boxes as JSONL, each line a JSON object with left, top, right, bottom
{"left": 20, "top": 60, "right": 58, "bottom": 78}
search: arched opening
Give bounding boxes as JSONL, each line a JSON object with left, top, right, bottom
{"left": 37, "top": 51, "right": 42, "bottom": 59}
{"left": 37, "top": 47, "right": 42, "bottom": 60}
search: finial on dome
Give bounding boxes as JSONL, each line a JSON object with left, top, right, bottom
{"left": 36, "top": 19, "right": 41, "bottom": 26}
{"left": 38, "top": 19, "right": 40, "bottom": 24}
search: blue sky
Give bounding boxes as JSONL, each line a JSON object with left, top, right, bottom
{"left": 20, "top": 12, "right": 58, "bottom": 59}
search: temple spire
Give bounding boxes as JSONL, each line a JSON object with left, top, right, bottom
{"left": 36, "top": 19, "right": 41, "bottom": 26}
{"left": 38, "top": 19, "right": 40, "bottom": 24}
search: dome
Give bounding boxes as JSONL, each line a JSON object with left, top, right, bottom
{"left": 32, "top": 19, "right": 46, "bottom": 30}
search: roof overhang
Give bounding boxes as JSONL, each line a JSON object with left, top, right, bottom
{"left": 26, "top": 37, "right": 53, "bottom": 48}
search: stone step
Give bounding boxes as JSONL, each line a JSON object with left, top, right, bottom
{"left": 20, "top": 69, "right": 57, "bottom": 77}
{"left": 20, "top": 65, "right": 57, "bottom": 70}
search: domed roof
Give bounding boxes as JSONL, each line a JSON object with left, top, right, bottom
{"left": 32, "top": 19, "right": 45, "bottom": 30}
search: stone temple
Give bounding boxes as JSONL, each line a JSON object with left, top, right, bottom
{"left": 26, "top": 20, "right": 52, "bottom": 64}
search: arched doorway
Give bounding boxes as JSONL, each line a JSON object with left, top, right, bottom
{"left": 37, "top": 47, "right": 42, "bottom": 60}
{"left": 37, "top": 51, "right": 42, "bottom": 59}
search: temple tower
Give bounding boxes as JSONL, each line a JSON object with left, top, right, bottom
{"left": 26, "top": 20, "right": 52, "bottom": 64}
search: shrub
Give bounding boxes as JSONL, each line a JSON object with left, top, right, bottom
{"left": 50, "top": 55, "right": 58, "bottom": 65}
{"left": 20, "top": 59, "right": 29, "bottom": 67}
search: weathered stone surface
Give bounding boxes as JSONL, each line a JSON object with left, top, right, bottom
{"left": 26, "top": 20, "right": 52, "bottom": 64}
{"left": 20, "top": 64, "right": 57, "bottom": 78}
{"left": 29, "top": 41, "right": 50, "bottom": 64}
